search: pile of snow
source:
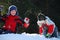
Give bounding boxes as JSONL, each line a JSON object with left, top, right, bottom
{"left": 0, "top": 32, "right": 60, "bottom": 40}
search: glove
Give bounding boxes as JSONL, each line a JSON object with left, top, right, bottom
{"left": 23, "top": 23, "right": 29, "bottom": 28}
{"left": 24, "top": 17, "right": 30, "bottom": 24}
{"left": 45, "top": 33, "right": 51, "bottom": 38}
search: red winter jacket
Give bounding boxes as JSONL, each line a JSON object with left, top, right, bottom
{"left": 2, "top": 15, "right": 28, "bottom": 32}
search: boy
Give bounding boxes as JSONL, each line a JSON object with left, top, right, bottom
{"left": 0, "top": 5, "right": 30, "bottom": 34}
{"left": 37, "top": 13, "right": 58, "bottom": 38}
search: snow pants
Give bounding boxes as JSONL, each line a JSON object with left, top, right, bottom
{"left": 0, "top": 29, "right": 12, "bottom": 34}
{"left": 44, "top": 26, "right": 58, "bottom": 38}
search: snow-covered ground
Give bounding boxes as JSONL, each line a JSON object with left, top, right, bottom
{"left": 0, "top": 32, "right": 60, "bottom": 40}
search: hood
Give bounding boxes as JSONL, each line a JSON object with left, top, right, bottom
{"left": 7, "top": 5, "right": 19, "bottom": 16}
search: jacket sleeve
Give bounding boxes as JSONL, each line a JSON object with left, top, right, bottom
{"left": 45, "top": 16, "right": 55, "bottom": 35}
{"left": 0, "top": 15, "right": 7, "bottom": 21}
{"left": 16, "top": 18, "right": 24, "bottom": 26}
{"left": 39, "top": 26, "right": 43, "bottom": 35}
{"left": 37, "top": 20, "right": 45, "bottom": 35}
{"left": 16, "top": 17, "right": 29, "bottom": 28}
{"left": 47, "top": 24, "right": 54, "bottom": 35}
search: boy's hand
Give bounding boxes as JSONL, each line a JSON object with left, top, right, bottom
{"left": 45, "top": 33, "right": 51, "bottom": 38}
{"left": 24, "top": 17, "right": 30, "bottom": 24}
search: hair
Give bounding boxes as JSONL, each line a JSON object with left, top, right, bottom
{"left": 37, "top": 13, "right": 46, "bottom": 20}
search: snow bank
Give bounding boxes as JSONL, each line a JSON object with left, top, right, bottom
{"left": 0, "top": 32, "right": 60, "bottom": 40}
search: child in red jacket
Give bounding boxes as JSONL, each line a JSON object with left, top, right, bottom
{"left": 0, "top": 5, "right": 30, "bottom": 34}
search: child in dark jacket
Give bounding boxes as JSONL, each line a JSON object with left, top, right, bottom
{"left": 0, "top": 5, "right": 30, "bottom": 34}
{"left": 37, "top": 13, "right": 58, "bottom": 38}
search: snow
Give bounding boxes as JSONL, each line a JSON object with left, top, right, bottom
{"left": 0, "top": 32, "right": 60, "bottom": 40}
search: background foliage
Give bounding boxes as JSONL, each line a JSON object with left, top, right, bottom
{"left": 0, "top": 0, "right": 60, "bottom": 33}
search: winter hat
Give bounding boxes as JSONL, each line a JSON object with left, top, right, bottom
{"left": 9, "top": 5, "right": 17, "bottom": 11}
{"left": 37, "top": 13, "right": 46, "bottom": 20}
{"left": 7, "top": 5, "right": 19, "bottom": 15}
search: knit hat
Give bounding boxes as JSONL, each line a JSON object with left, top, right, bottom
{"left": 9, "top": 5, "right": 17, "bottom": 11}
{"left": 7, "top": 5, "right": 19, "bottom": 15}
{"left": 37, "top": 13, "right": 46, "bottom": 20}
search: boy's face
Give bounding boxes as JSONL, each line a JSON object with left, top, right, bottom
{"left": 10, "top": 10, "right": 16, "bottom": 16}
